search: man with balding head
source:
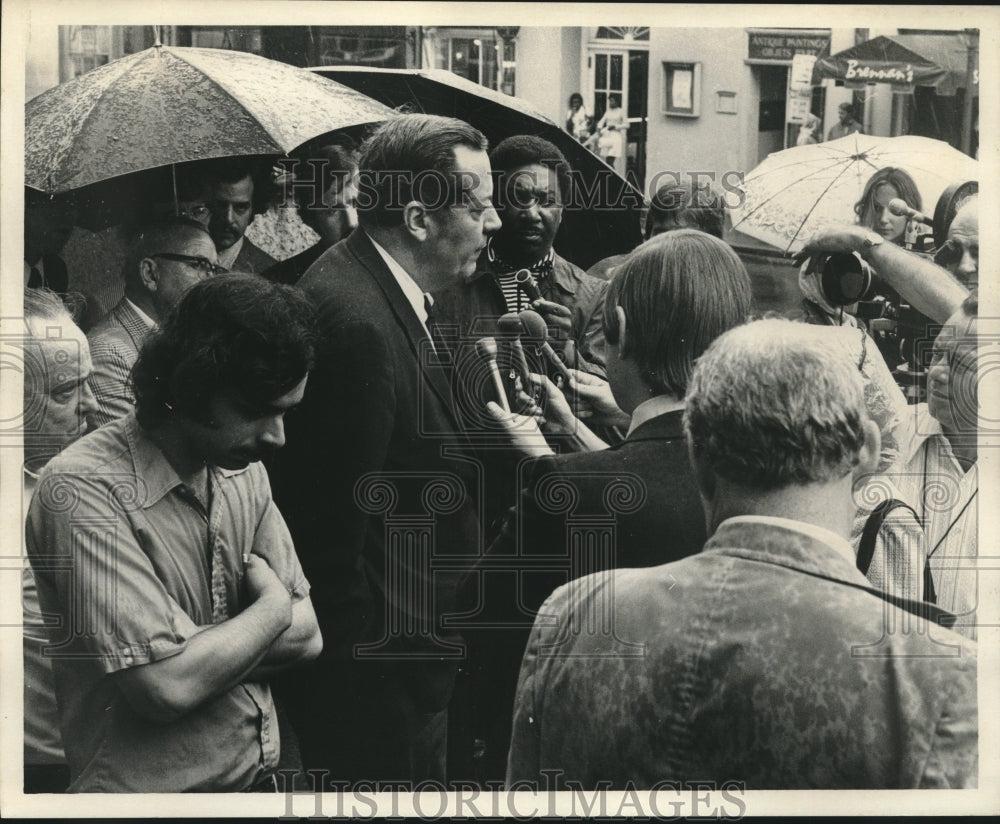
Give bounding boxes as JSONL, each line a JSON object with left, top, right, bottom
{"left": 937, "top": 195, "right": 978, "bottom": 290}
{"left": 87, "top": 217, "right": 223, "bottom": 427}
{"left": 22, "top": 288, "right": 98, "bottom": 793}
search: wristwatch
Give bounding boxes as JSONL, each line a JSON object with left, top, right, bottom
{"left": 859, "top": 230, "right": 883, "bottom": 257}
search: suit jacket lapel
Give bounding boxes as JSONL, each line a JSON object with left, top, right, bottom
{"left": 347, "top": 232, "right": 462, "bottom": 426}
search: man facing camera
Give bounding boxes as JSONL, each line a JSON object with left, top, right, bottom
{"left": 433, "top": 134, "right": 609, "bottom": 377}
{"left": 26, "top": 275, "right": 321, "bottom": 792}
{"left": 507, "top": 318, "right": 977, "bottom": 789}
{"left": 198, "top": 157, "right": 277, "bottom": 274}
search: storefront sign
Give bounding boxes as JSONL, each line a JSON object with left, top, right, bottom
{"left": 816, "top": 55, "right": 947, "bottom": 90}
{"left": 844, "top": 59, "right": 914, "bottom": 83}
{"left": 747, "top": 31, "right": 830, "bottom": 62}
{"left": 789, "top": 54, "right": 817, "bottom": 89}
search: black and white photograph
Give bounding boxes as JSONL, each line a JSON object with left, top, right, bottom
{"left": 1, "top": 1, "right": 997, "bottom": 818}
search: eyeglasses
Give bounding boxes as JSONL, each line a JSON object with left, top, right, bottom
{"left": 150, "top": 253, "right": 227, "bottom": 276}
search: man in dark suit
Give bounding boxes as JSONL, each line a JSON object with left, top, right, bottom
{"left": 457, "top": 229, "right": 753, "bottom": 780}
{"left": 507, "top": 318, "right": 977, "bottom": 789}
{"left": 273, "top": 114, "right": 502, "bottom": 786}
{"left": 198, "top": 157, "right": 276, "bottom": 275}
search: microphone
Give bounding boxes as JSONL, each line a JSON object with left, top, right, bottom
{"left": 475, "top": 337, "right": 510, "bottom": 412}
{"left": 518, "top": 309, "right": 574, "bottom": 384}
{"left": 888, "top": 198, "right": 931, "bottom": 226}
{"left": 515, "top": 269, "right": 542, "bottom": 302}
{"left": 497, "top": 312, "right": 532, "bottom": 395}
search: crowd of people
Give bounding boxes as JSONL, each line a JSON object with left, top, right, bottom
{"left": 21, "top": 110, "right": 981, "bottom": 794}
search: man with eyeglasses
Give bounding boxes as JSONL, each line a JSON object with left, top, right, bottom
{"left": 87, "top": 217, "right": 223, "bottom": 428}
{"left": 936, "top": 196, "right": 978, "bottom": 291}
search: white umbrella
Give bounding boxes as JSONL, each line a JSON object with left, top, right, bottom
{"left": 729, "top": 134, "right": 978, "bottom": 253}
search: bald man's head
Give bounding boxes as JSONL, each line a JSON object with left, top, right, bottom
{"left": 123, "top": 218, "right": 220, "bottom": 321}
{"left": 943, "top": 197, "right": 978, "bottom": 290}
{"left": 23, "top": 288, "right": 97, "bottom": 469}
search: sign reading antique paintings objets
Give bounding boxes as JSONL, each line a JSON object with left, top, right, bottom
{"left": 747, "top": 29, "right": 831, "bottom": 63}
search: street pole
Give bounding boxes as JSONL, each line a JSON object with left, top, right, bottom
{"left": 960, "top": 28, "right": 978, "bottom": 156}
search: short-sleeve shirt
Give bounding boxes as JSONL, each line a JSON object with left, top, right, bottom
{"left": 25, "top": 413, "right": 309, "bottom": 792}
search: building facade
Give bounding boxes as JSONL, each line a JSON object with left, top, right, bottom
{"left": 26, "top": 23, "right": 979, "bottom": 198}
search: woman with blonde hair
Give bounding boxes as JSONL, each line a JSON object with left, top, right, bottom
{"left": 854, "top": 166, "right": 922, "bottom": 247}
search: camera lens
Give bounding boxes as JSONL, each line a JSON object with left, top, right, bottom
{"left": 820, "top": 252, "right": 875, "bottom": 305}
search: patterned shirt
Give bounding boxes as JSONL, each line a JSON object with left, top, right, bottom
{"left": 891, "top": 406, "right": 978, "bottom": 638}
{"left": 25, "top": 413, "right": 309, "bottom": 792}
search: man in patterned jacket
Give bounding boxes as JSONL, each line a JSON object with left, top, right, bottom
{"left": 507, "top": 318, "right": 977, "bottom": 789}
{"left": 87, "top": 218, "right": 222, "bottom": 427}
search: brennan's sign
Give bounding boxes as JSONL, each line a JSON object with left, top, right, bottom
{"left": 845, "top": 60, "right": 914, "bottom": 83}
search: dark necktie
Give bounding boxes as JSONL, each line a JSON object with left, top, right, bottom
{"left": 423, "top": 294, "right": 445, "bottom": 356}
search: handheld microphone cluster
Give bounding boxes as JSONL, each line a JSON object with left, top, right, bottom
{"left": 887, "top": 198, "right": 932, "bottom": 226}
{"left": 514, "top": 269, "right": 542, "bottom": 302}
{"left": 517, "top": 309, "right": 574, "bottom": 384}
{"left": 497, "top": 312, "right": 532, "bottom": 388}
{"left": 475, "top": 309, "right": 574, "bottom": 412}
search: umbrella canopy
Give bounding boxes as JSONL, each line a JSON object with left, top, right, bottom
{"left": 26, "top": 45, "right": 396, "bottom": 193}
{"left": 310, "top": 66, "right": 643, "bottom": 269}
{"left": 729, "top": 133, "right": 978, "bottom": 253}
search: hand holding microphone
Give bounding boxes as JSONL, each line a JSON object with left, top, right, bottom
{"left": 888, "top": 198, "right": 932, "bottom": 226}
{"left": 517, "top": 372, "right": 611, "bottom": 453}
{"left": 563, "top": 367, "right": 632, "bottom": 429}
{"left": 497, "top": 312, "right": 532, "bottom": 401}
{"left": 485, "top": 400, "right": 554, "bottom": 458}
{"left": 514, "top": 269, "right": 573, "bottom": 335}
{"left": 518, "top": 309, "right": 574, "bottom": 384}
{"left": 475, "top": 337, "right": 510, "bottom": 412}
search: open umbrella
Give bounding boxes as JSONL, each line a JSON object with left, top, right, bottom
{"left": 311, "top": 66, "right": 643, "bottom": 269}
{"left": 26, "top": 44, "right": 396, "bottom": 194}
{"left": 729, "top": 133, "right": 978, "bottom": 254}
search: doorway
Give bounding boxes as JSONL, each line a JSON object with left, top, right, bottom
{"left": 756, "top": 64, "right": 788, "bottom": 162}
{"left": 588, "top": 47, "right": 648, "bottom": 185}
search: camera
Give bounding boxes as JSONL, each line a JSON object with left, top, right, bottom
{"left": 816, "top": 252, "right": 877, "bottom": 306}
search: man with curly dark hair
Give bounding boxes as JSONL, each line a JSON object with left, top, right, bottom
{"left": 26, "top": 274, "right": 321, "bottom": 792}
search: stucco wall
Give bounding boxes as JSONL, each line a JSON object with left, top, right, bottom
{"left": 645, "top": 28, "right": 755, "bottom": 195}
{"left": 514, "top": 27, "right": 576, "bottom": 124}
